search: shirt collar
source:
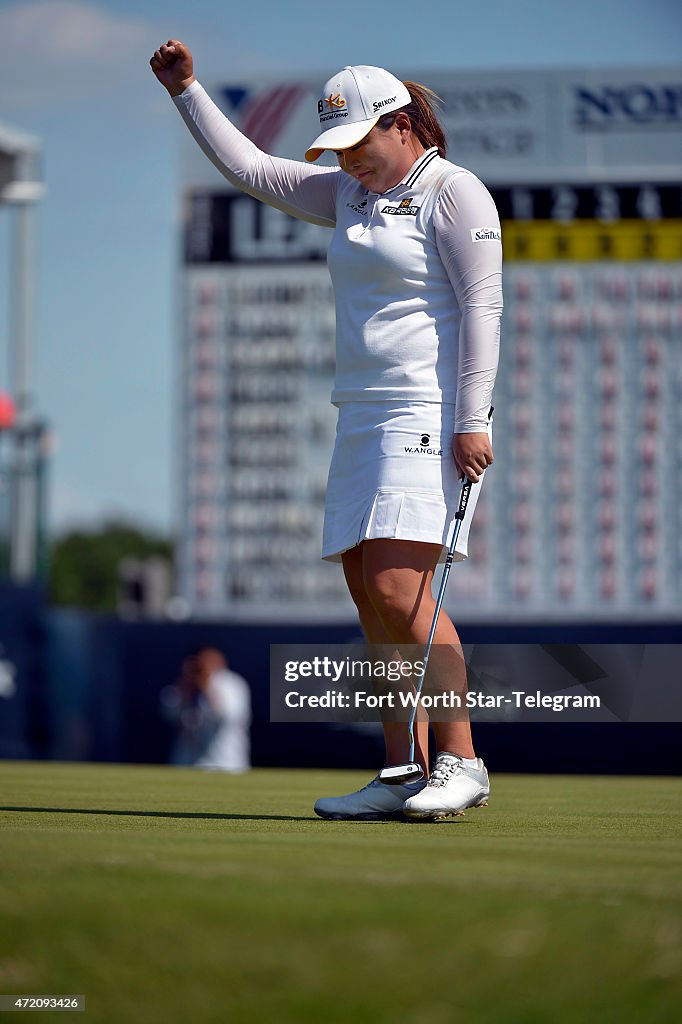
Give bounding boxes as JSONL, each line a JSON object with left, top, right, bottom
{"left": 374, "top": 148, "right": 438, "bottom": 195}
{"left": 400, "top": 146, "right": 439, "bottom": 186}
{"left": 363, "top": 147, "right": 440, "bottom": 196}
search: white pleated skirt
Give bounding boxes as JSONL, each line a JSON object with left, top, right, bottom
{"left": 322, "top": 401, "right": 490, "bottom": 563}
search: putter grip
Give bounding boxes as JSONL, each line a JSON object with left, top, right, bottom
{"left": 455, "top": 479, "right": 472, "bottom": 520}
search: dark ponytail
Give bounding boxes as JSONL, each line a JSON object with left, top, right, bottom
{"left": 376, "top": 81, "right": 447, "bottom": 157}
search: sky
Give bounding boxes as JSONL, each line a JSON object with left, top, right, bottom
{"left": 0, "top": 0, "right": 680, "bottom": 538}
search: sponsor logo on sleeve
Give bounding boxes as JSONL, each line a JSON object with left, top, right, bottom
{"left": 470, "top": 227, "right": 502, "bottom": 242}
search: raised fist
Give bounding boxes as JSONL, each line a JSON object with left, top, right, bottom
{"left": 150, "top": 39, "right": 195, "bottom": 96}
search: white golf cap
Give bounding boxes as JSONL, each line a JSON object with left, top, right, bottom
{"left": 305, "top": 65, "right": 411, "bottom": 162}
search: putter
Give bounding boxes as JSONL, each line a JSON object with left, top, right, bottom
{"left": 379, "top": 477, "right": 473, "bottom": 785}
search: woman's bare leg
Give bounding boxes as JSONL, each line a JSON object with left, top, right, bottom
{"left": 360, "top": 539, "right": 475, "bottom": 759}
{"left": 341, "top": 544, "right": 430, "bottom": 772}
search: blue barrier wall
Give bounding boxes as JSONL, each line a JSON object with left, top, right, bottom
{"left": 0, "top": 582, "right": 47, "bottom": 759}
{"left": 1, "top": 582, "right": 680, "bottom": 774}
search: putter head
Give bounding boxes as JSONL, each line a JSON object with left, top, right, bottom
{"left": 378, "top": 762, "right": 425, "bottom": 785}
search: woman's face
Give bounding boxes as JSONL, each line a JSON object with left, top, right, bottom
{"left": 334, "top": 121, "right": 421, "bottom": 194}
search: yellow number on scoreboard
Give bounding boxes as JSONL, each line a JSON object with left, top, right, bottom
{"left": 502, "top": 220, "right": 682, "bottom": 261}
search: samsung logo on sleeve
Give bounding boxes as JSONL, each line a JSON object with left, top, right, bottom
{"left": 470, "top": 227, "right": 502, "bottom": 242}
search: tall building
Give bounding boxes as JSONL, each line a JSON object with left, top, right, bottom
{"left": 177, "top": 66, "right": 682, "bottom": 621}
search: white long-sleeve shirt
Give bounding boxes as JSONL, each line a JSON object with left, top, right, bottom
{"left": 174, "top": 81, "right": 503, "bottom": 431}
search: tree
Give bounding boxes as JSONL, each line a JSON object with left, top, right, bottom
{"left": 49, "top": 520, "right": 173, "bottom": 613}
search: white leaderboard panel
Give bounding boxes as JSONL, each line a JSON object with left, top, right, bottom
{"left": 178, "top": 65, "right": 682, "bottom": 620}
{"left": 181, "top": 263, "right": 349, "bottom": 614}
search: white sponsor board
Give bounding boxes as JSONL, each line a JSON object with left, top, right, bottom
{"left": 181, "top": 65, "right": 681, "bottom": 185}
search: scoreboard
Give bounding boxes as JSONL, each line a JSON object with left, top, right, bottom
{"left": 179, "top": 65, "right": 682, "bottom": 620}
{"left": 497, "top": 183, "right": 682, "bottom": 262}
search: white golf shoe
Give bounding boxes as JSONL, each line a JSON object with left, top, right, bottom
{"left": 314, "top": 775, "right": 426, "bottom": 821}
{"left": 402, "top": 752, "right": 490, "bottom": 821}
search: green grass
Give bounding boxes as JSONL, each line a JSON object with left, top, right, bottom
{"left": 0, "top": 762, "right": 680, "bottom": 1024}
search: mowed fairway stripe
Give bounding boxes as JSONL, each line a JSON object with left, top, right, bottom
{"left": 0, "top": 762, "right": 680, "bottom": 1024}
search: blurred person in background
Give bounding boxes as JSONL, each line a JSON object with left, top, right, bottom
{"left": 161, "top": 648, "right": 251, "bottom": 772}
{"left": 151, "top": 41, "right": 501, "bottom": 821}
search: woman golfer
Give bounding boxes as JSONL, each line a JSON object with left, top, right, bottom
{"left": 151, "top": 41, "right": 503, "bottom": 821}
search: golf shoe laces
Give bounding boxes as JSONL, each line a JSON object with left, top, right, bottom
{"left": 428, "top": 753, "right": 463, "bottom": 787}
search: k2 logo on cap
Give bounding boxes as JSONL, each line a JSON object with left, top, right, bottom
{"left": 318, "top": 93, "right": 347, "bottom": 114}
{"left": 470, "top": 227, "right": 502, "bottom": 242}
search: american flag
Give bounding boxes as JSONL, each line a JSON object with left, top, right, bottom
{"left": 220, "top": 84, "right": 307, "bottom": 152}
